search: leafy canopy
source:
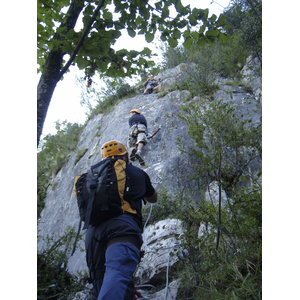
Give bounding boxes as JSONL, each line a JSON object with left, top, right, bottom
{"left": 37, "top": 0, "right": 229, "bottom": 79}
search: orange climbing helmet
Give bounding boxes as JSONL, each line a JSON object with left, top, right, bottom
{"left": 101, "top": 140, "right": 128, "bottom": 159}
{"left": 129, "top": 109, "right": 140, "bottom": 114}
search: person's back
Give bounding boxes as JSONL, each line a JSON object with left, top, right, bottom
{"left": 128, "top": 109, "right": 148, "bottom": 166}
{"left": 82, "top": 140, "right": 157, "bottom": 300}
{"left": 129, "top": 113, "right": 147, "bottom": 127}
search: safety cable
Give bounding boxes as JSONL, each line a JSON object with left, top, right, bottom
{"left": 164, "top": 243, "right": 181, "bottom": 300}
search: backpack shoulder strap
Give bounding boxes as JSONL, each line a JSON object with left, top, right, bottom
{"left": 114, "top": 159, "right": 127, "bottom": 201}
{"left": 114, "top": 159, "right": 138, "bottom": 215}
{"left": 83, "top": 159, "right": 112, "bottom": 230}
{"left": 71, "top": 172, "right": 88, "bottom": 258}
{"left": 73, "top": 172, "right": 87, "bottom": 199}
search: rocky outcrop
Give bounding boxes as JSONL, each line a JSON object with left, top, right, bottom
{"left": 38, "top": 62, "right": 262, "bottom": 299}
{"left": 135, "top": 219, "right": 185, "bottom": 284}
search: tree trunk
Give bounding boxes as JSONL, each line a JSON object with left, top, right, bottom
{"left": 37, "top": 0, "right": 85, "bottom": 147}
{"left": 37, "top": 50, "right": 63, "bottom": 147}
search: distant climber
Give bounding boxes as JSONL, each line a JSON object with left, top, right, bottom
{"left": 143, "top": 75, "right": 161, "bottom": 94}
{"left": 128, "top": 109, "right": 148, "bottom": 166}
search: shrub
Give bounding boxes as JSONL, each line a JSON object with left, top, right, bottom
{"left": 37, "top": 227, "right": 86, "bottom": 300}
{"left": 37, "top": 121, "right": 83, "bottom": 218}
{"left": 169, "top": 96, "right": 262, "bottom": 299}
{"left": 87, "top": 77, "right": 138, "bottom": 120}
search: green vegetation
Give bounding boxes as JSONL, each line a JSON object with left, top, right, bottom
{"left": 37, "top": 121, "right": 83, "bottom": 218}
{"left": 37, "top": 0, "right": 229, "bottom": 146}
{"left": 224, "top": 0, "right": 262, "bottom": 67}
{"left": 37, "top": 1, "right": 261, "bottom": 298}
{"left": 176, "top": 97, "right": 261, "bottom": 299}
{"left": 159, "top": 0, "right": 261, "bottom": 96}
{"left": 143, "top": 96, "right": 261, "bottom": 299}
{"left": 37, "top": 227, "right": 86, "bottom": 300}
{"left": 74, "top": 148, "right": 88, "bottom": 165}
{"left": 86, "top": 77, "right": 138, "bottom": 120}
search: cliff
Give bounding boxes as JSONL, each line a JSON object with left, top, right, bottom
{"left": 37, "top": 61, "right": 262, "bottom": 299}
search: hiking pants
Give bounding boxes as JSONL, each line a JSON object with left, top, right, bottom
{"left": 85, "top": 214, "right": 143, "bottom": 300}
{"left": 93, "top": 242, "right": 140, "bottom": 300}
{"left": 128, "top": 124, "right": 147, "bottom": 148}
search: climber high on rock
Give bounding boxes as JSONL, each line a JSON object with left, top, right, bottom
{"left": 128, "top": 109, "right": 148, "bottom": 167}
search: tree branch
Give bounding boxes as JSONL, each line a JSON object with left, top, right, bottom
{"left": 58, "top": 0, "right": 106, "bottom": 79}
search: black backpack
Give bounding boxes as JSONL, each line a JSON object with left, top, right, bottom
{"left": 71, "top": 157, "right": 133, "bottom": 256}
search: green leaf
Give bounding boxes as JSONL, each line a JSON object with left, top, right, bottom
{"left": 104, "top": 10, "right": 112, "bottom": 20}
{"left": 98, "top": 42, "right": 110, "bottom": 55}
{"left": 172, "top": 29, "right": 181, "bottom": 39}
{"left": 45, "top": 18, "right": 54, "bottom": 28}
{"left": 168, "top": 38, "right": 178, "bottom": 48}
{"left": 202, "top": 8, "right": 209, "bottom": 21}
{"left": 127, "top": 28, "right": 136, "bottom": 37}
{"left": 206, "top": 29, "right": 218, "bottom": 37}
{"left": 139, "top": 6, "right": 150, "bottom": 19}
{"left": 175, "top": 0, "right": 185, "bottom": 14}
{"left": 56, "top": 27, "right": 67, "bottom": 34}
{"left": 155, "top": 2, "right": 162, "bottom": 10}
{"left": 183, "top": 29, "right": 190, "bottom": 38}
{"left": 128, "top": 50, "right": 139, "bottom": 58}
{"left": 76, "top": 56, "right": 89, "bottom": 70}
{"left": 111, "top": 30, "right": 121, "bottom": 39}
{"left": 219, "top": 32, "right": 230, "bottom": 42}
{"left": 140, "top": 47, "right": 151, "bottom": 56}
{"left": 37, "top": 23, "right": 44, "bottom": 32}
{"left": 107, "top": 66, "right": 117, "bottom": 77}
{"left": 183, "top": 37, "right": 193, "bottom": 49}
{"left": 66, "top": 29, "right": 75, "bottom": 39}
{"left": 209, "top": 14, "right": 217, "bottom": 22}
{"left": 188, "top": 15, "right": 197, "bottom": 26}
{"left": 199, "top": 25, "right": 206, "bottom": 34}
{"left": 205, "top": 36, "right": 216, "bottom": 45}
{"left": 136, "top": 16, "right": 144, "bottom": 26}
{"left": 216, "top": 14, "right": 227, "bottom": 27}
{"left": 138, "top": 28, "right": 147, "bottom": 35}
{"left": 191, "top": 31, "right": 199, "bottom": 39}
{"left": 145, "top": 32, "right": 154, "bottom": 43}
{"left": 224, "top": 24, "right": 232, "bottom": 30}
{"left": 162, "top": 6, "right": 169, "bottom": 18}
{"left": 197, "top": 38, "right": 206, "bottom": 47}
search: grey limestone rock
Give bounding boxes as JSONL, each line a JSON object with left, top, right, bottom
{"left": 37, "top": 61, "right": 262, "bottom": 299}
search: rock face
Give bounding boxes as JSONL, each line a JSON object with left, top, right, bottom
{"left": 135, "top": 219, "right": 185, "bottom": 285}
{"left": 38, "top": 62, "right": 262, "bottom": 299}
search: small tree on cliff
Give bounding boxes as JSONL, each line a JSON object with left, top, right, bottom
{"left": 37, "top": 0, "right": 230, "bottom": 147}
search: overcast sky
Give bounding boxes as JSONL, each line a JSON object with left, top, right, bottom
{"left": 41, "top": 0, "right": 231, "bottom": 138}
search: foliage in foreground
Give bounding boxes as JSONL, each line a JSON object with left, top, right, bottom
{"left": 37, "top": 0, "right": 230, "bottom": 146}
{"left": 37, "top": 227, "right": 86, "bottom": 300}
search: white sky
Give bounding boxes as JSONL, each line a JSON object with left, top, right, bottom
{"left": 41, "top": 0, "right": 231, "bottom": 138}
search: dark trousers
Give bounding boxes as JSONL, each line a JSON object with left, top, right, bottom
{"left": 85, "top": 214, "right": 142, "bottom": 300}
